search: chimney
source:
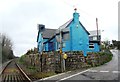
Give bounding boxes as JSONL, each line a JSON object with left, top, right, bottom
{"left": 73, "top": 8, "right": 80, "bottom": 23}
{"left": 37, "top": 24, "right": 45, "bottom": 32}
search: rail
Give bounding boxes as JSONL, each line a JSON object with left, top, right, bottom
{"left": 0, "top": 60, "right": 32, "bottom": 82}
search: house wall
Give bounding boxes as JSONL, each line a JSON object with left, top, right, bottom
{"left": 88, "top": 43, "right": 100, "bottom": 52}
{"left": 37, "top": 32, "right": 50, "bottom": 52}
{"left": 46, "top": 37, "right": 57, "bottom": 51}
{"left": 94, "top": 43, "right": 100, "bottom": 52}
{"left": 70, "top": 24, "right": 89, "bottom": 56}
{"left": 37, "top": 33, "right": 43, "bottom": 52}
{"left": 62, "top": 40, "right": 71, "bottom": 51}
{"left": 62, "top": 12, "right": 89, "bottom": 56}
{"left": 55, "top": 33, "right": 71, "bottom": 51}
{"left": 43, "top": 39, "right": 49, "bottom": 51}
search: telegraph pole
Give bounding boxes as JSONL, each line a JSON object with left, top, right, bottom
{"left": 40, "top": 32, "right": 44, "bottom": 72}
{"left": 59, "top": 27, "right": 64, "bottom": 72}
{"left": 37, "top": 24, "right": 45, "bottom": 73}
{"left": 96, "top": 18, "right": 99, "bottom": 40}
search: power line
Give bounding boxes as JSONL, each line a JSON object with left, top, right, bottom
{"left": 60, "top": 0, "right": 97, "bottom": 19}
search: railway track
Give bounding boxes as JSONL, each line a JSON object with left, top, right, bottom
{"left": 0, "top": 60, "right": 32, "bottom": 82}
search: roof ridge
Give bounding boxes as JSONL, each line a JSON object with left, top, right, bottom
{"left": 59, "top": 19, "right": 73, "bottom": 27}
{"left": 45, "top": 28, "right": 57, "bottom": 30}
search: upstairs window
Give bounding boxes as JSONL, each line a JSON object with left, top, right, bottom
{"left": 93, "top": 36, "right": 97, "bottom": 40}
{"left": 62, "top": 33, "right": 70, "bottom": 41}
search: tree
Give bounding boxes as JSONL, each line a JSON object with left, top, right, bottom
{"left": 112, "top": 40, "right": 120, "bottom": 50}
{"left": 0, "top": 33, "right": 15, "bottom": 63}
{"left": 25, "top": 47, "right": 38, "bottom": 55}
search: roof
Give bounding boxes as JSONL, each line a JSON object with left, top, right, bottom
{"left": 89, "top": 30, "right": 101, "bottom": 36}
{"left": 59, "top": 19, "right": 73, "bottom": 29}
{"left": 37, "top": 28, "right": 56, "bottom": 42}
{"left": 57, "top": 19, "right": 90, "bottom": 35}
{"left": 37, "top": 19, "right": 90, "bottom": 42}
{"left": 44, "top": 35, "right": 55, "bottom": 44}
{"left": 42, "top": 29, "right": 56, "bottom": 38}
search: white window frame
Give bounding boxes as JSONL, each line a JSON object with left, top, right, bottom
{"left": 93, "top": 36, "right": 97, "bottom": 40}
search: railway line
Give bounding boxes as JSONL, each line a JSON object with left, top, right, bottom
{"left": 0, "top": 60, "right": 32, "bottom": 82}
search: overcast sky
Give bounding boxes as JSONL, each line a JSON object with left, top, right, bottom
{"left": 0, "top": 0, "right": 119, "bottom": 57}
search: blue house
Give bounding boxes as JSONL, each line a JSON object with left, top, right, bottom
{"left": 37, "top": 26, "right": 56, "bottom": 52}
{"left": 37, "top": 9, "right": 100, "bottom": 56}
{"left": 88, "top": 30, "right": 101, "bottom": 52}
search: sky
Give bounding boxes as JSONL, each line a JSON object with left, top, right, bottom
{"left": 0, "top": 0, "right": 119, "bottom": 57}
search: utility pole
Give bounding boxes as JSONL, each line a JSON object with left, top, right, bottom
{"left": 96, "top": 18, "right": 99, "bottom": 41}
{"left": 59, "top": 27, "right": 64, "bottom": 72}
{"left": 40, "top": 32, "right": 44, "bottom": 72}
{"left": 37, "top": 24, "right": 45, "bottom": 73}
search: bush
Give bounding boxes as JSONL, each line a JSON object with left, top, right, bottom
{"left": 19, "top": 55, "right": 26, "bottom": 64}
{"left": 86, "top": 50, "right": 113, "bottom": 67}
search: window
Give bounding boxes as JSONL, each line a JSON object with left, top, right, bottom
{"left": 62, "top": 33, "right": 70, "bottom": 41}
{"left": 62, "top": 42, "right": 66, "bottom": 48}
{"left": 89, "top": 43, "right": 94, "bottom": 49}
{"left": 93, "top": 36, "right": 97, "bottom": 40}
{"left": 56, "top": 42, "right": 60, "bottom": 50}
{"left": 56, "top": 35, "right": 60, "bottom": 42}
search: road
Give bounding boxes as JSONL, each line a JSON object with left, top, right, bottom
{"left": 35, "top": 49, "right": 119, "bottom": 82}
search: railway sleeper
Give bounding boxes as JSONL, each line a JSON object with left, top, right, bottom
{"left": 18, "top": 75, "right": 24, "bottom": 82}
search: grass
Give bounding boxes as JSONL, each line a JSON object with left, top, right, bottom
{"left": 31, "top": 71, "right": 56, "bottom": 79}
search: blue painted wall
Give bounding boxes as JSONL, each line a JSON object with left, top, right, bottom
{"left": 62, "top": 40, "right": 71, "bottom": 51}
{"left": 88, "top": 43, "right": 100, "bottom": 52}
{"left": 37, "top": 33, "right": 49, "bottom": 52}
{"left": 45, "top": 37, "right": 57, "bottom": 51}
{"left": 62, "top": 12, "right": 89, "bottom": 56}
{"left": 43, "top": 39, "right": 49, "bottom": 51}
{"left": 37, "top": 33, "right": 43, "bottom": 52}
{"left": 71, "top": 12, "right": 89, "bottom": 56}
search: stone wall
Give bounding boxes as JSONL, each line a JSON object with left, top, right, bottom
{"left": 20, "top": 50, "right": 112, "bottom": 73}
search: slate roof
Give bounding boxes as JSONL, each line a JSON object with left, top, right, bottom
{"left": 57, "top": 19, "right": 90, "bottom": 35}
{"left": 42, "top": 29, "right": 56, "bottom": 38}
{"left": 37, "top": 19, "right": 90, "bottom": 42}
{"left": 89, "top": 30, "right": 101, "bottom": 36}
{"left": 59, "top": 19, "right": 73, "bottom": 29}
{"left": 37, "top": 28, "right": 56, "bottom": 42}
{"left": 89, "top": 30, "right": 101, "bottom": 42}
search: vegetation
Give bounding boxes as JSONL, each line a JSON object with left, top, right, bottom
{"left": 32, "top": 72, "right": 56, "bottom": 79}
{"left": 86, "top": 49, "right": 113, "bottom": 67}
{"left": 112, "top": 40, "right": 120, "bottom": 50}
{"left": 18, "top": 47, "right": 113, "bottom": 80}
{"left": 19, "top": 55, "right": 26, "bottom": 64}
{"left": 26, "top": 47, "right": 38, "bottom": 55}
{"left": 0, "top": 33, "right": 15, "bottom": 63}
{"left": 18, "top": 50, "right": 56, "bottom": 79}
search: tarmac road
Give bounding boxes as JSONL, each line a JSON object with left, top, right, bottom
{"left": 63, "top": 49, "right": 119, "bottom": 80}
